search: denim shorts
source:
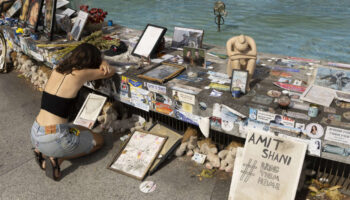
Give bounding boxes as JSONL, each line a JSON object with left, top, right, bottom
{"left": 30, "top": 121, "right": 94, "bottom": 158}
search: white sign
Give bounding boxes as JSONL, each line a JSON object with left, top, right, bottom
{"left": 172, "top": 90, "right": 195, "bottom": 105}
{"left": 230, "top": 131, "right": 307, "bottom": 200}
{"left": 325, "top": 126, "right": 350, "bottom": 145}
{"left": 146, "top": 82, "right": 166, "bottom": 94}
{"left": 256, "top": 110, "right": 295, "bottom": 127}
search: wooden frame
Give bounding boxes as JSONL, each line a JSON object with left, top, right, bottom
{"left": 137, "top": 62, "right": 185, "bottom": 84}
{"left": 43, "top": 0, "right": 56, "bottom": 40}
{"left": 26, "top": 0, "right": 44, "bottom": 32}
{"left": 5, "top": 0, "right": 22, "bottom": 18}
{"left": 230, "top": 69, "right": 248, "bottom": 94}
{"left": 131, "top": 24, "right": 167, "bottom": 58}
{"left": 108, "top": 131, "right": 167, "bottom": 180}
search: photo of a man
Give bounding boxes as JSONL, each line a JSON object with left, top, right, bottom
{"left": 269, "top": 115, "right": 283, "bottom": 125}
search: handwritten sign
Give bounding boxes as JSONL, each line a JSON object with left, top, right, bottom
{"left": 230, "top": 131, "right": 307, "bottom": 200}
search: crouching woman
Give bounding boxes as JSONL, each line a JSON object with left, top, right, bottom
{"left": 31, "top": 43, "right": 115, "bottom": 180}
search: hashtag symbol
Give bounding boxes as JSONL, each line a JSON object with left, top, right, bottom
{"left": 240, "top": 159, "right": 257, "bottom": 183}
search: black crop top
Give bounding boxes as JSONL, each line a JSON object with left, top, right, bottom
{"left": 41, "top": 91, "right": 75, "bottom": 119}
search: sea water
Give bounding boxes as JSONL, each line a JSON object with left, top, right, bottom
{"left": 78, "top": 0, "right": 350, "bottom": 63}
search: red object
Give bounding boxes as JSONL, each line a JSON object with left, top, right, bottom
{"left": 79, "top": 5, "right": 108, "bottom": 24}
{"left": 273, "top": 82, "right": 306, "bottom": 93}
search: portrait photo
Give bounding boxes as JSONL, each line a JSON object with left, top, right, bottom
{"left": 183, "top": 46, "right": 205, "bottom": 68}
{"left": 230, "top": 69, "right": 248, "bottom": 93}
{"left": 26, "top": 0, "right": 43, "bottom": 31}
{"left": 171, "top": 27, "right": 204, "bottom": 49}
{"left": 44, "top": 0, "right": 56, "bottom": 40}
{"left": 306, "top": 123, "right": 324, "bottom": 139}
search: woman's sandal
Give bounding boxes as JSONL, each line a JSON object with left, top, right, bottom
{"left": 45, "top": 157, "right": 61, "bottom": 181}
{"left": 32, "top": 149, "right": 45, "bottom": 170}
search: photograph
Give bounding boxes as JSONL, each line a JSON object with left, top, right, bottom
{"left": 131, "top": 24, "right": 167, "bottom": 58}
{"left": 138, "top": 63, "right": 185, "bottom": 84}
{"left": 305, "top": 123, "right": 324, "bottom": 139}
{"left": 171, "top": 27, "right": 204, "bottom": 49}
{"left": 19, "top": 0, "right": 30, "bottom": 23}
{"left": 26, "top": 0, "right": 43, "bottom": 31}
{"left": 183, "top": 46, "right": 206, "bottom": 68}
{"left": 314, "top": 66, "right": 350, "bottom": 93}
{"left": 5, "top": 0, "right": 22, "bottom": 18}
{"left": 44, "top": 0, "right": 56, "bottom": 40}
{"left": 71, "top": 10, "right": 89, "bottom": 41}
{"left": 231, "top": 69, "right": 248, "bottom": 93}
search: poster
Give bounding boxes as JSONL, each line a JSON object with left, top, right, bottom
{"left": 230, "top": 131, "right": 307, "bottom": 200}
{"left": 256, "top": 110, "right": 295, "bottom": 127}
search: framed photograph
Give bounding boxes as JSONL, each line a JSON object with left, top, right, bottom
{"left": 5, "top": 0, "right": 22, "bottom": 18}
{"left": 171, "top": 26, "right": 204, "bottom": 50}
{"left": 137, "top": 62, "right": 185, "bottom": 84}
{"left": 230, "top": 69, "right": 248, "bottom": 93}
{"left": 19, "top": 0, "right": 30, "bottom": 25}
{"left": 43, "top": 0, "right": 56, "bottom": 40}
{"left": 183, "top": 46, "right": 206, "bottom": 68}
{"left": 108, "top": 131, "right": 167, "bottom": 180}
{"left": 131, "top": 24, "right": 167, "bottom": 58}
{"left": 73, "top": 93, "right": 107, "bottom": 129}
{"left": 26, "top": 0, "right": 44, "bottom": 32}
{"left": 314, "top": 66, "right": 350, "bottom": 93}
{"left": 70, "top": 10, "right": 89, "bottom": 41}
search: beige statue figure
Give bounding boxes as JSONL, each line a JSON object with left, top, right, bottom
{"left": 226, "top": 34, "right": 257, "bottom": 90}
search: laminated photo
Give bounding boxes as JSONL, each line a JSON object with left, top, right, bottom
{"left": 314, "top": 66, "right": 350, "bottom": 93}
{"left": 171, "top": 27, "right": 204, "bottom": 49}
{"left": 305, "top": 123, "right": 324, "bottom": 139}
{"left": 71, "top": 11, "right": 89, "bottom": 41}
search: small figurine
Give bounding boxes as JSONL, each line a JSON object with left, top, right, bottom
{"left": 226, "top": 34, "right": 257, "bottom": 91}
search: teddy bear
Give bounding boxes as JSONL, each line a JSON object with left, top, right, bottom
{"left": 175, "top": 126, "right": 198, "bottom": 157}
{"left": 93, "top": 102, "right": 118, "bottom": 133}
{"left": 218, "top": 141, "right": 243, "bottom": 172}
{"left": 197, "top": 138, "right": 220, "bottom": 169}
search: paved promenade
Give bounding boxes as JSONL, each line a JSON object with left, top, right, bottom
{"left": 0, "top": 71, "right": 231, "bottom": 200}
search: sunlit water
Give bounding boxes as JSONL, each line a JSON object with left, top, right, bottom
{"left": 78, "top": 0, "right": 350, "bottom": 63}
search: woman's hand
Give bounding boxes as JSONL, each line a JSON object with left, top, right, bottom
{"left": 99, "top": 60, "right": 111, "bottom": 75}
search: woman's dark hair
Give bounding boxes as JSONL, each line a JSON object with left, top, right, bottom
{"left": 56, "top": 43, "right": 102, "bottom": 74}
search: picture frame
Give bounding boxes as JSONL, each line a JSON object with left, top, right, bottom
{"left": 108, "top": 131, "right": 167, "bottom": 180}
{"left": 26, "top": 0, "right": 44, "bottom": 32}
{"left": 73, "top": 93, "right": 107, "bottom": 129}
{"left": 183, "top": 46, "right": 206, "bottom": 68}
{"left": 70, "top": 10, "right": 89, "bottom": 41}
{"left": 5, "top": 0, "right": 22, "bottom": 18}
{"left": 131, "top": 24, "right": 167, "bottom": 58}
{"left": 43, "top": 0, "right": 56, "bottom": 40}
{"left": 230, "top": 69, "right": 248, "bottom": 94}
{"left": 19, "top": 0, "right": 30, "bottom": 26}
{"left": 171, "top": 26, "right": 204, "bottom": 50}
{"left": 137, "top": 62, "right": 185, "bottom": 84}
